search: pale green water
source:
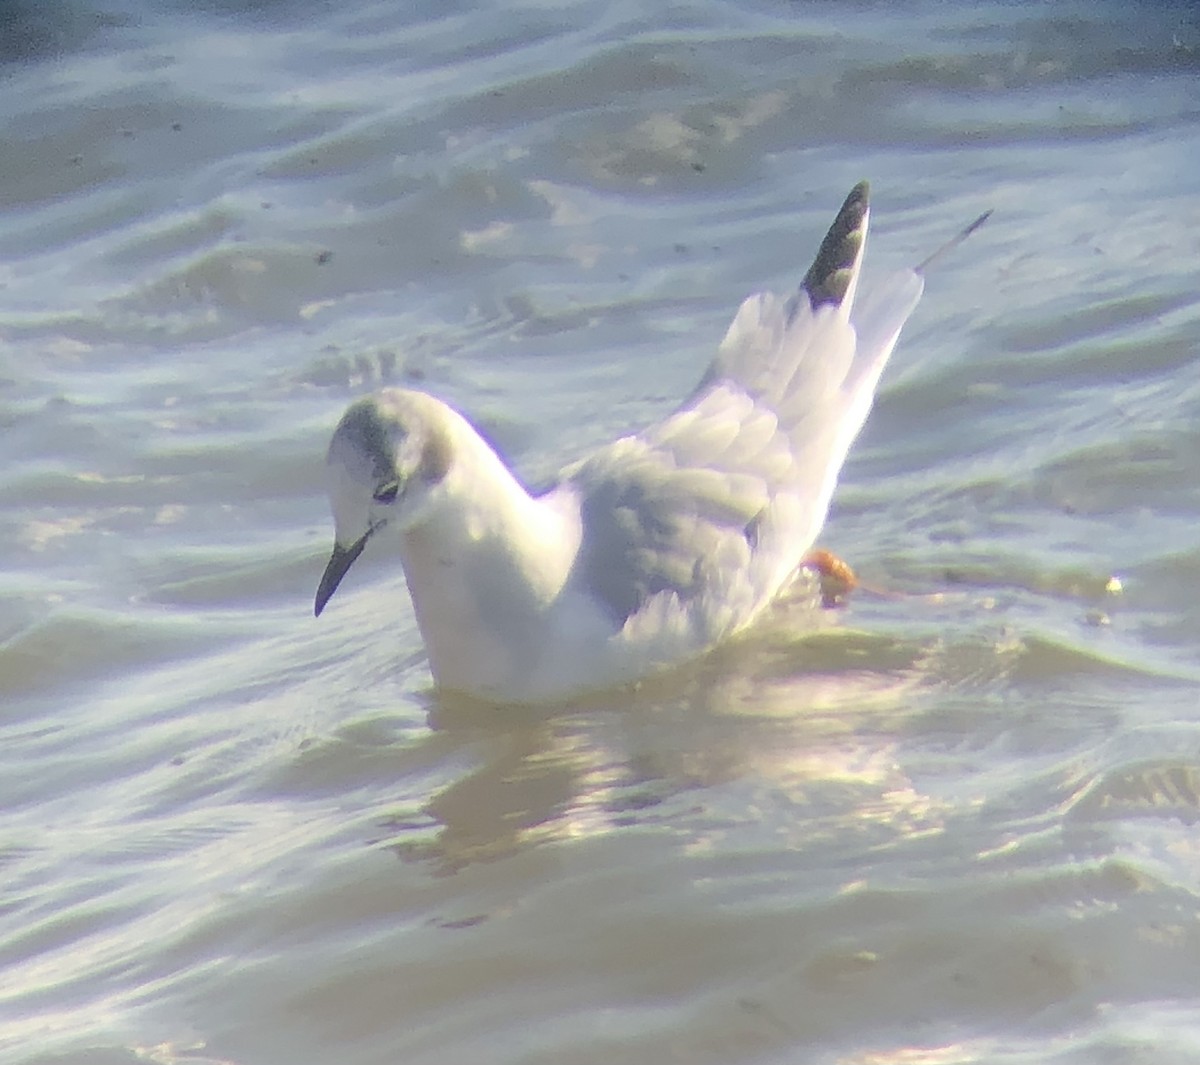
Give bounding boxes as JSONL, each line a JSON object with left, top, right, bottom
{"left": 3, "top": 2, "right": 1200, "bottom": 1063}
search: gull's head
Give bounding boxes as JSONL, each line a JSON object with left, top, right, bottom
{"left": 314, "top": 388, "right": 453, "bottom": 616}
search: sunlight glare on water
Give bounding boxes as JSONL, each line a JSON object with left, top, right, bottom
{"left": 2, "top": 1, "right": 1200, "bottom": 1063}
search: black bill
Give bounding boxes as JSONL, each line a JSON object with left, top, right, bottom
{"left": 314, "top": 533, "right": 370, "bottom": 616}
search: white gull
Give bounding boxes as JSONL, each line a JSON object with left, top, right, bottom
{"left": 314, "top": 182, "right": 982, "bottom": 703}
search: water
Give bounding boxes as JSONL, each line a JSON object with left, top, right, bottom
{"left": 3, "top": 1, "right": 1200, "bottom": 1062}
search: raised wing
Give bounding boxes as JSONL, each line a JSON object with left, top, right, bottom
{"left": 560, "top": 183, "right": 923, "bottom": 632}
{"left": 565, "top": 384, "right": 778, "bottom": 629}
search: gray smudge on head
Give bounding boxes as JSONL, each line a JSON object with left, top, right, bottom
{"left": 330, "top": 397, "right": 401, "bottom": 483}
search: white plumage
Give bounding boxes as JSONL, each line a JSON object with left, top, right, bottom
{"left": 315, "top": 182, "right": 931, "bottom": 703}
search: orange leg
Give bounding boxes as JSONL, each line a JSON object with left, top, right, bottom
{"left": 803, "top": 548, "right": 858, "bottom": 608}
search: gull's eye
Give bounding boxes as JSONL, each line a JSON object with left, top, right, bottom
{"left": 372, "top": 482, "right": 400, "bottom": 504}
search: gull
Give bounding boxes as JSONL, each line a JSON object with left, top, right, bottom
{"left": 315, "top": 182, "right": 986, "bottom": 703}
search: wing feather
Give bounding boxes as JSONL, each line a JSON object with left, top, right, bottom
{"left": 557, "top": 183, "right": 922, "bottom": 633}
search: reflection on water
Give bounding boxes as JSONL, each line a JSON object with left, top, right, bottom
{"left": 4, "top": 0, "right": 1200, "bottom": 1062}
{"left": 358, "top": 587, "right": 1176, "bottom": 881}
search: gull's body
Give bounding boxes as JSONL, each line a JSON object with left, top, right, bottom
{"left": 316, "top": 183, "right": 929, "bottom": 703}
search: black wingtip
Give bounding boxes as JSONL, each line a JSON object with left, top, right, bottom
{"left": 802, "top": 181, "right": 870, "bottom": 309}
{"left": 914, "top": 208, "right": 993, "bottom": 275}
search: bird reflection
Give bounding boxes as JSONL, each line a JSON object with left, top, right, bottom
{"left": 377, "top": 593, "right": 964, "bottom": 874}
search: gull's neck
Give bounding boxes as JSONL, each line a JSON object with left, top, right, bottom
{"left": 396, "top": 405, "right": 582, "bottom": 695}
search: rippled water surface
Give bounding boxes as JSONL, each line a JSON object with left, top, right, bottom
{"left": 4, "top": 1, "right": 1200, "bottom": 1062}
